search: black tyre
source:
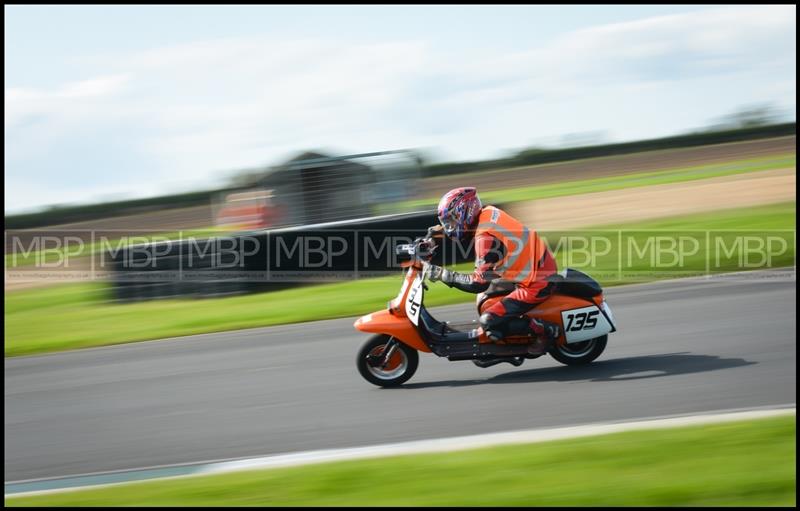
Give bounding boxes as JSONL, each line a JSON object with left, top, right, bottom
{"left": 548, "top": 335, "right": 607, "bottom": 366}
{"left": 356, "top": 335, "right": 419, "bottom": 387}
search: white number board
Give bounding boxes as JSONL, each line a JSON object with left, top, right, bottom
{"left": 561, "top": 305, "right": 613, "bottom": 343}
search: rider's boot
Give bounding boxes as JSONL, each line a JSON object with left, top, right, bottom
{"left": 530, "top": 318, "right": 560, "bottom": 340}
{"left": 479, "top": 312, "right": 505, "bottom": 342}
{"left": 528, "top": 318, "right": 561, "bottom": 355}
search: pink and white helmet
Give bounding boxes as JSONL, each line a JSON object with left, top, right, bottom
{"left": 437, "top": 187, "right": 482, "bottom": 240}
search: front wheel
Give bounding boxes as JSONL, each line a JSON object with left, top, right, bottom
{"left": 548, "top": 335, "right": 607, "bottom": 366}
{"left": 357, "top": 335, "right": 419, "bottom": 387}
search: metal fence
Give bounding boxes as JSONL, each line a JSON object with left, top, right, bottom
{"left": 212, "top": 150, "right": 424, "bottom": 232}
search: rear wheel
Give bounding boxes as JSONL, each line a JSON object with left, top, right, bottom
{"left": 548, "top": 335, "right": 607, "bottom": 365}
{"left": 357, "top": 335, "right": 419, "bottom": 387}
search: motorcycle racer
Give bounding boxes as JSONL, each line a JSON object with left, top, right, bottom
{"left": 425, "top": 187, "right": 561, "bottom": 347}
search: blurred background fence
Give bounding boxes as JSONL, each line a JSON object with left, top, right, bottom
{"left": 106, "top": 207, "right": 500, "bottom": 302}
{"left": 211, "top": 149, "right": 424, "bottom": 230}
{"left": 103, "top": 148, "right": 464, "bottom": 301}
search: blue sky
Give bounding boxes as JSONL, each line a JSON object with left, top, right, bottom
{"left": 4, "top": 5, "right": 796, "bottom": 214}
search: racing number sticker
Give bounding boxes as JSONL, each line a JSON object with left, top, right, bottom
{"left": 407, "top": 273, "right": 424, "bottom": 325}
{"left": 560, "top": 305, "right": 611, "bottom": 343}
{"left": 564, "top": 310, "right": 599, "bottom": 332}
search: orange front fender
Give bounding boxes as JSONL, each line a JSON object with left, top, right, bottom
{"left": 354, "top": 309, "right": 432, "bottom": 353}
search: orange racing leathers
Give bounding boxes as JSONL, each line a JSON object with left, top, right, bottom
{"left": 437, "top": 205, "right": 558, "bottom": 335}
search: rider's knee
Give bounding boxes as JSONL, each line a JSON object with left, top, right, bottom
{"left": 479, "top": 312, "right": 505, "bottom": 340}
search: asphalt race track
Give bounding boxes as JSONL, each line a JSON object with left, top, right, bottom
{"left": 5, "top": 270, "right": 796, "bottom": 483}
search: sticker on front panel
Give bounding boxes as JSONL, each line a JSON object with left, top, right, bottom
{"left": 407, "top": 273, "right": 424, "bottom": 326}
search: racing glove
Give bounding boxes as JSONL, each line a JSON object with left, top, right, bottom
{"left": 427, "top": 264, "right": 446, "bottom": 282}
{"left": 428, "top": 265, "right": 463, "bottom": 287}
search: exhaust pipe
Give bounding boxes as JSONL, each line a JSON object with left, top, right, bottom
{"left": 472, "top": 356, "right": 525, "bottom": 368}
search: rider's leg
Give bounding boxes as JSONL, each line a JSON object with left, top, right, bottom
{"left": 511, "top": 283, "right": 560, "bottom": 340}
{"left": 524, "top": 250, "right": 560, "bottom": 340}
{"left": 479, "top": 293, "right": 535, "bottom": 341}
{"left": 479, "top": 278, "right": 559, "bottom": 340}
{"left": 479, "top": 256, "right": 559, "bottom": 342}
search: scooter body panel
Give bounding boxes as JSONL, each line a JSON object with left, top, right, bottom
{"left": 478, "top": 292, "right": 612, "bottom": 346}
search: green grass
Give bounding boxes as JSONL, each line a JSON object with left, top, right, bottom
{"left": 544, "top": 201, "right": 796, "bottom": 285}
{"left": 394, "top": 153, "right": 795, "bottom": 211}
{"left": 5, "top": 415, "right": 795, "bottom": 507}
{"left": 5, "top": 202, "right": 795, "bottom": 357}
{"left": 3, "top": 275, "right": 466, "bottom": 357}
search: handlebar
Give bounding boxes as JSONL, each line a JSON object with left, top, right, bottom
{"left": 395, "top": 235, "right": 439, "bottom": 262}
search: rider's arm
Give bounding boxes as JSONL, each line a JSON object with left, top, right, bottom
{"left": 440, "top": 234, "right": 505, "bottom": 293}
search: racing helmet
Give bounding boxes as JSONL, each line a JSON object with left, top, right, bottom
{"left": 437, "top": 187, "right": 482, "bottom": 240}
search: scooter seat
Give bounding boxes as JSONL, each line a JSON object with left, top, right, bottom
{"left": 549, "top": 268, "right": 603, "bottom": 299}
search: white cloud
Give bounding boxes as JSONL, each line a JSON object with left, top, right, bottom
{"left": 4, "top": 5, "right": 796, "bottom": 213}
{"left": 502, "top": 5, "right": 795, "bottom": 88}
{"left": 5, "top": 74, "right": 130, "bottom": 128}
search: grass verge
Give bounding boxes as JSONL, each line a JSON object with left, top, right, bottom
{"left": 5, "top": 415, "right": 795, "bottom": 507}
{"left": 4, "top": 202, "right": 795, "bottom": 357}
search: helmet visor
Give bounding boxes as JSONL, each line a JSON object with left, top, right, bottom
{"left": 439, "top": 211, "right": 459, "bottom": 237}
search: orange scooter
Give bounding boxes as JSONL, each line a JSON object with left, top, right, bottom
{"left": 354, "top": 235, "right": 617, "bottom": 387}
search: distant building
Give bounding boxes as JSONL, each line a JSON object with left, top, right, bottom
{"left": 255, "top": 151, "right": 377, "bottom": 225}
{"left": 215, "top": 151, "right": 379, "bottom": 231}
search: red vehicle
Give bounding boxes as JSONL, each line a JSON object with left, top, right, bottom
{"left": 215, "top": 189, "right": 281, "bottom": 231}
{"left": 354, "top": 234, "right": 617, "bottom": 387}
